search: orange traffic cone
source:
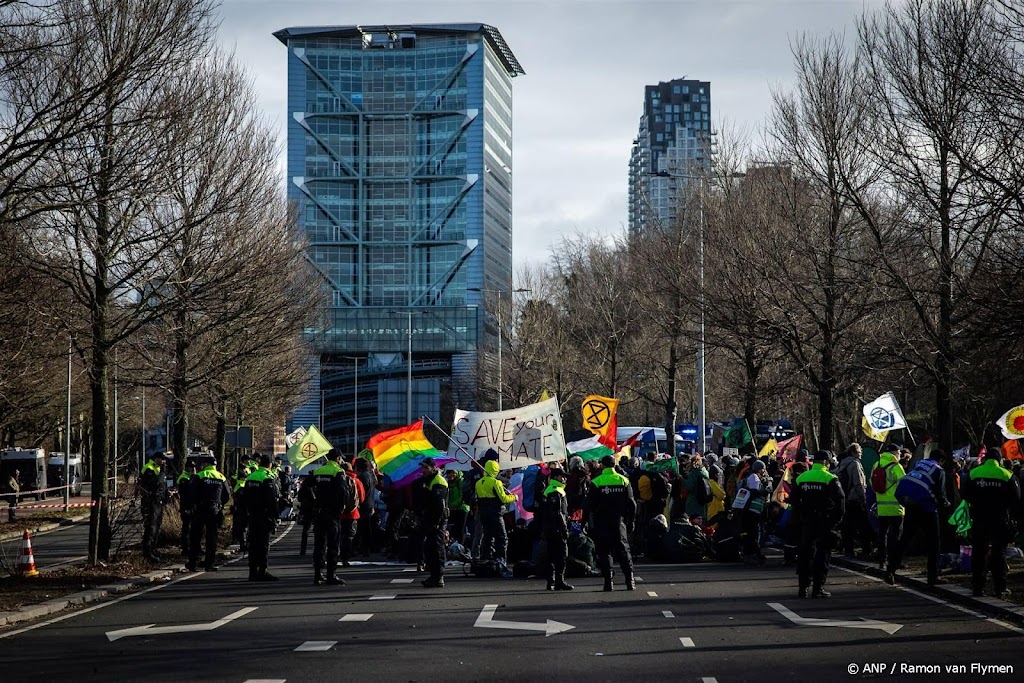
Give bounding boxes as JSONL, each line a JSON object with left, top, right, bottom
{"left": 18, "top": 529, "right": 39, "bottom": 577}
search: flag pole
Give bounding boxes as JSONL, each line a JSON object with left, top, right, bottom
{"left": 422, "top": 414, "right": 482, "bottom": 468}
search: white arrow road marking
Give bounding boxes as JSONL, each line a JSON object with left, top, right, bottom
{"left": 295, "top": 641, "right": 335, "bottom": 652}
{"left": 339, "top": 613, "right": 373, "bottom": 622}
{"left": 767, "top": 602, "right": 903, "bottom": 635}
{"left": 105, "top": 606, "right": 258, "bottom": 642}
{"left": 474, "top": 604, "right": 575, "bottom": 637}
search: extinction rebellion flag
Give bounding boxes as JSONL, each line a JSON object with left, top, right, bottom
{"left": 862, "top": 392, "right": 907, "bottom": 433}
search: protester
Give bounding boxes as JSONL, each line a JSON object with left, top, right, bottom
{"left": 475, "top": 455, "right": 517, "bottom": 566}
{"left": 870, "top": 444, "right": 906, "bottom": 572}
{"left": 354, "top": 457, "right": 377, "bottom": 555}
{"left": 836, "top": 443, "right": 872, "bottom": 559}
{"left": 889, "top": 448, "right": 950, "bottom": 586}
{"left": 339, "top": 461, "right": 365, "bottom": 567}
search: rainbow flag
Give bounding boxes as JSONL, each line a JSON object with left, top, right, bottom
{"left": 366, "top": 420, "right": 455, "bottom": 488}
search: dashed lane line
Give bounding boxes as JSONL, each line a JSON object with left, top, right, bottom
{"left": 647, "top": 591, "right": 658, "bottom": 597}
{"left": 294, "top": 641, "right": 335, "bottom": 652}
{"left": 339, "top": 614, "right": 373, "bottom": 622}
{"left": 680, "top": 637, "right": 695, "bottom": 648}
{"left": 243, "top": 679, "right": 285, "bottom": 682}
{"left": 701, "top": 678, "right": 718, "bottom": 683}
{"left": 390, "top": 578, "right": 414, "bottom": 584}
{"left": 369, "top": 594, "right": 396, "bottom": 600}
{"left": 662, "top": 610, "right": 675, "bottom": 618}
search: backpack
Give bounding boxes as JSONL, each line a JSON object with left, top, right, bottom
{"left": 694, "top": 474, "right": 713, "bottom": 505}
{"left": 522, "top": 464, "right": 548, "bottom": 513}
{"left": 870, "top": 462, "right": 896, "bottom": 495}
{"left": 649, "top": 471, "right": 671, "bottom": 500}
{"left": 339, "top": 474, "right": 358, "bottom": 515}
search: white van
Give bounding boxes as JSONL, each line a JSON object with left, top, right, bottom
{"left": 1, "top": 448, "right": 49, "bottom": 500}
{"left": 47, "top": 453, "right": 84, "bottom": 496}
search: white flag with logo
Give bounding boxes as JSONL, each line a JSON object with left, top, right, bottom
{"left": 862, "top": 391, "right": 907, "bottom": 433}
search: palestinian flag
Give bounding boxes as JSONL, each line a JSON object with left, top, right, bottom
{"left": 566, "top": 434, "right": 616, "bottom": 462}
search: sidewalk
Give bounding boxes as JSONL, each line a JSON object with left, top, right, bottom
{"left": 833, "top": 554, "right": 1024, "bottom": 630}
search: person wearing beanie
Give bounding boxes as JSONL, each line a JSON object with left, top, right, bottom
{"left": 588, "top": 454, "right": 637, "bottom": 591}
{"left": 961, "top": 447, "right": 1021, "bottom": 597}
{"left": 790, "top": 450, "right": 845, "bottom": 598}
{"left": 475, "top": 458, "right": 517, "bottom": 565}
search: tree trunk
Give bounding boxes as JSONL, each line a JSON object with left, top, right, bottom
{"left": 214, "top": 406, "right": 227, "bottom": 472}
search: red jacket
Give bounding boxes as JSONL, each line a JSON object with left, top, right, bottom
{"left": 342, "top": 470, "right": 366, "bottom": 520}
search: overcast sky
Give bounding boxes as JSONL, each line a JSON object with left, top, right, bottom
{"left": 218, "top": 0, "right": 882, "bottom": 268}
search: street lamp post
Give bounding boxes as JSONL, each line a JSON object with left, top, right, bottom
{"left": 653, "top": 169, "right": 707, "bottom": 454}
{"left": 64, "top": 335, "right": 72, "bottom": 510}
{"left": 342, "top": 356, "right": 360, "bottom": 451}
{"left": 388, "top": 310, "right": 415, "bottom": 424}
{"left": 468, "top": 287, "right": 531, "bottom": 410}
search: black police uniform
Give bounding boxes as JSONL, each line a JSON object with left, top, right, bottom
{"left": 244, "top": 467, "right": 281, "bottom": 580}
{"left": 587, "top": 465, "right": 637, "bottom": 590}
{"left": 187, "top": 466, "right": 231, "bottom": 571}
{"left": 312, "top": 461, "right": 349, "bottom": 585}
{"left": 962, "top": 458, "right": 1022, "bottom": 596}
{"left": 139, "top": 458, "right": 168, "bottom": 561}
{"left": 790, "top": 461, "right": 845, "bottom": 597}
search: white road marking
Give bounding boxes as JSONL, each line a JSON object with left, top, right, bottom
{"left": 647, "top": 591, "right": 658, "bottom": 597}
{"left": 635, "top": 577, "right": 644, "bottom": 582}
{"left": 390, "top": 578, "right": 414, "bottom": 584}
{"left": 837, "top": 565, "right": 1024, "bottom": 635}
{"left": 768, "top": 602, "right": 902, "bottom": 634}
{"left": 402, "top": 567, "right": 417, "bottom": 572}
{"left": 339, "top": 613, "right": 374, "bottom": 622}
{"left": 473, "top": 603, "right": 574, "bottom": 637}
{"left": 243, "top": 680, "right": 286, "bottom": 683}
{"left": 369, "top": 594, "right": 396, "bottom": 600}
{"left": 1, "top": 524, "right": 297, "bottom": 640}
{"left": 701, "top": 678, "right": 719, "bottom": 683}
{"left": 106, "top": 606, "right": 258, "bottom": 641}
{"left": 295, "top": 641, "right": 336, "bottom": 652}
{"left": 680, "top": 637, "right": 695, "bottom": 647}
{"left": 662, "top": 610, "right": 675, "bottom": 618}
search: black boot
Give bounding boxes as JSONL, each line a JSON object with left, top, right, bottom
{"left": 798, "top": 586, "right": 808, "bottom": 598}
{"left": 314, "top": 571, "right": 324, "bottom": 586}
{"left": 811, "top": 585, "right": 831, "bottom": 598}
{"left": 555, "top": 572, "right": 574, "bottom": 591}
{"left": 603, "top": 573, "right": 614, "bottom": 592}
{"left": 325, "top": 573, "right": 345, "bottom": 586}
{"left": 624, "top": 571, "right": 636, "bottom": 591}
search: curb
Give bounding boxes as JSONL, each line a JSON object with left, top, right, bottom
{"left": 0, "top": 514, "right": 91, "bottom": 543}
{"left": 0, "top": 567, "right": 177, "bottom": 628}
{"left": 833, "top": 555, "right": 1024, "bottom": 627}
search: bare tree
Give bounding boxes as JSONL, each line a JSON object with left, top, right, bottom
{"left": 13, "top": 0, "right": 217, "bottom": 562}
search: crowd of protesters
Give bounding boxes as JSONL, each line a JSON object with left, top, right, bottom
{"left": 141, "top": 437, "right": 1022, "bottom": 599}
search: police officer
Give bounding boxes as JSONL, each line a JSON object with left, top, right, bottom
{"left": 244, "top": 453, "right": 281, "bottom": 581}
{"left": 419, "top": 457, "right": 449, "bottom": 588}
{"left": 176, "top": 460, "right": 198, "bottom": 556}
{"left": 962, "top": 448, "right": 1021, "bottom": 598}
{"left": 311, "top": 448, "right": 351, "bottom": 586}
{"left": 231, "top": 461, "right": 252, "bottom": 553}
{"left": 186, "top": 458, "right": 231, "bottom": 572}
{"left": 475, "top": 458, "right": 517, "bottom": 565}
{"left": 139, "top": 452, "right": 170, "bottom": 562}
{"left": 790, "top": 449, "right": 845, "bottom": 598}
{"left": 587, "top": 454, "right": 636, "bottom": 591}
{"left": 542, "top": 464, "right": 573, "bottom": 591}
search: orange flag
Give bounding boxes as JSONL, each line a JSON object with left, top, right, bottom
{"left": 1002, "top": 440, "right": 1023, "bottom": 461}
{"left": 582, "top": 394, "right": 619, "bottom": 450}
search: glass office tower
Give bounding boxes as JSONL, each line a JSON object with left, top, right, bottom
{"left": 274, "top": 24, "right": 524, "bottom": 449}
{"left": 628, "top": 79, "right": 712, "bottom": 236}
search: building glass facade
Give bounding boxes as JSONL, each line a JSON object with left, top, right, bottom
{"left": 274, "top": 24, "right": 523, "bottom": 449}
{"left": 628, "top": 79, "right": 712, "bottom": 235}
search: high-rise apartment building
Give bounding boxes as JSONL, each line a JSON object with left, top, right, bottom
{"left": 628, "top": 79, "right": 712, "bottom": 235}
{"left": 274, "top": 24, "right": 524, "bottom": 450}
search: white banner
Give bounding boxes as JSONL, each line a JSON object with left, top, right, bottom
{"left": 863, "top": 391, "right": 907, "bottom": 432}
{"left": 447, "top": 397, "right": 566, "bottom": 470}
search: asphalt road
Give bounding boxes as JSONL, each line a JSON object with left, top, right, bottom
{"left": 1, "top": 525, "right": 1022, "bottom": 683}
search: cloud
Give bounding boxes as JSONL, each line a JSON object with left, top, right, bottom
{"left": 217, "top": 0, "right": 882, "bottom": 267}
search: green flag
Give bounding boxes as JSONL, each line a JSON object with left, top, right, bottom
{"left": 286, "top": 425, "right": 333, "bottom": 469}
{"left": 644, "top": 457, "right": 679, "bottom": 476}
{"left": 724, "top": 421, "right": 752, "bottom": 448}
